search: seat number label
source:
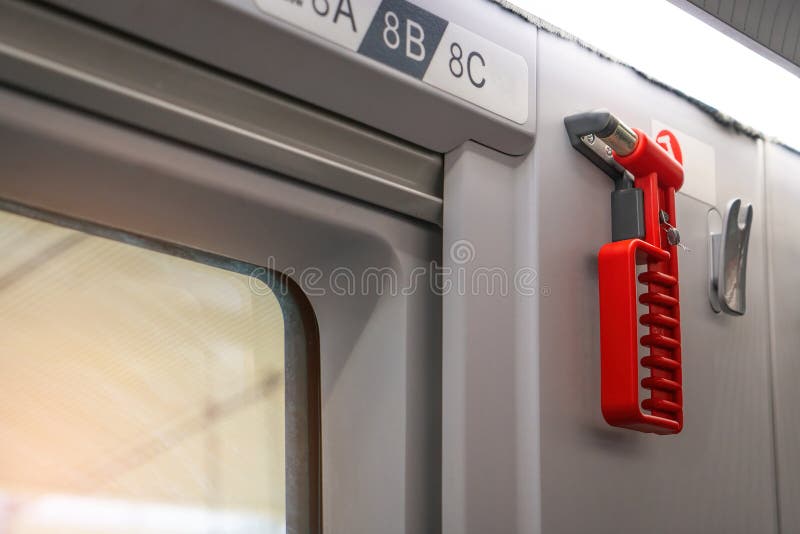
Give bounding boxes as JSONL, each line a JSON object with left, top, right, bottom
{"left": 253, "top": 0, "right": 529, "bottom": 124}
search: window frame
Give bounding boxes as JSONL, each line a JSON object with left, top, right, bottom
{"left": 0, "top": 83, "right": 442, "bottom": 533}
{"left": 0, "top": 198, "right": 322, "bottom": 533}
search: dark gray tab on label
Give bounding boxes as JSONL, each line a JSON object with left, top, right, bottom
{"left": 357, "top": 0, "right": 447, "bottom": 79}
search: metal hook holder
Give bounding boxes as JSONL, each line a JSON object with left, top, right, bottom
{"left": 709, "top": 198, "right": 753, "bottom": 316}
{"left": 564, "top": 110, "right": 644, "bottom": 242}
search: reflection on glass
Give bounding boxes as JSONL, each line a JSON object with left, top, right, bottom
{"left": 0, "top": 209, "right": 286, "bottom": 533}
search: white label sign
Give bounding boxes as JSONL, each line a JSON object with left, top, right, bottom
{"left": 253, "top": 0, "right": 529, "bottom": 124}
{"left": 253, "top": 0, "right": 381, "bottom": 50}
{"left": 423, "top": 22, "right": 529, "bottom": 125}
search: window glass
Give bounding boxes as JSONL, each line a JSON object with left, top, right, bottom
{"left": 0, "top": 207, "right": 298, "bottom": 533}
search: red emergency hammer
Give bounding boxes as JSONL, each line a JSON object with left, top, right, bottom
{"left": 564, "top": 111, "right": 684, "bottom": 434}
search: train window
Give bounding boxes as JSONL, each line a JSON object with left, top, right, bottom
{"left": 0, "top": 203, "right": 320, "bottom": 533}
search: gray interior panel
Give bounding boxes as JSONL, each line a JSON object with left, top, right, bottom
{"left": 765, "top": 141, "right": 800, "bottom": 534}
{"left": 0, "top": 85, "right": 442, "bottom": 534}
{"left": 534, "top": 30, "right": 777, "bottom": 534}
{"left": 45, "top": 0, "right": 537, "bottom": 155}
{"left": 442, "top": 141, "right": 540, "bottom": 534}
{"left": 0, "top": 0, "right": 444, "bottom": 224}
{"left": 4, "top": 0, "right": 799, "bottom": 532}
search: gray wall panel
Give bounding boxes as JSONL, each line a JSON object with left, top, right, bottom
{"left": 443, "top": 141, "right": 540, "bottom": 534}
{"left": 765, "top": 141, "right": 800, "bottom": 534}
{"left": 535, "top": 31, "right": 777, "bottom": 534}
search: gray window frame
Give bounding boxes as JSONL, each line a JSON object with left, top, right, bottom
{"left": 0, "top": 197, "right": 323, "bottom": 533}
{"left": 0, "top": 82, "right": 442, "bottom": 533}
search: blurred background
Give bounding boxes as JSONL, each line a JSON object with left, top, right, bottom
{"left": 0, "top": 210, "right": 286, "bottom": 534}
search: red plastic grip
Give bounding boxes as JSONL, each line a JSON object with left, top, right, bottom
{"left": 599, "top": 129, "right": 684, "bottom": 434}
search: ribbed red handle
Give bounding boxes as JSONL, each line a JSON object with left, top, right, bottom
{"left": 599, "top": 129, "right": 684, "bottom": 434}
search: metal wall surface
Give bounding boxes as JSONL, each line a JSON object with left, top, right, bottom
{"left": 765, "top": 141, "right": 800, "bottom": 534}
{"left": 443, "top": 142, "right": 539, "bottom": 534}
{"left": 534, "top": 31, "right": 777, "bottom": 533}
